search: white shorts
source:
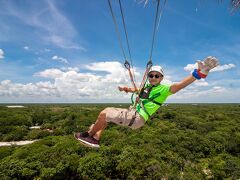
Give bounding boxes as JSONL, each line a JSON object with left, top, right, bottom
{"left": 103, "top": 107, "right": 145, "bottom": 129}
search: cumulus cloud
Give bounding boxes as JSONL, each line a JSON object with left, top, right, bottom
{"left": 184, "top": 63, "right": 236, "bottom": 72}
{"left": 23, "top": 46, "right": 29, "bottom": 50}
{"left": 211, "top": 64, "right": 236, "bottom": 72}
{"left": 170, "top": 85, "right": 226, "bottom": 101}
{"left": 0, "top": 80, "right": 59, "bottom": 97}
{"left": 184, "top": 63, "right": 197, "bottom": 72}
{"left": 0, "top": 60, "right": 238, "bottom": 103}
{"left": 194, "top": 79, "right": 209, "bottom": 87}
{"left": 52, "top": 55, "right": 69, "bottom": 64}
{"left": 86, "top": 61, "right": 130, "bottom": 83}
{"left": 0, "top": 61, "right": 134, "bottom": 102}
{"left": 0, "top": 49, "right": 4, "bottom": 59}
{"left": 35, "top": 68, "right": 64, "bottom": 79}
{"left": 61, "top": 67, "right": 79, "bottom": 72}
{"left": 0, "top": 60, "right": 200, "bottom": 103}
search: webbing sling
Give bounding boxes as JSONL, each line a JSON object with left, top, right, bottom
{"left": 128, "top": 111, "right": 137, "bottom": 127}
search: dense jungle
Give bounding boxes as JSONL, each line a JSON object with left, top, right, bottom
{"left": 0, "top": 104, "right": 239, "bottom": 179}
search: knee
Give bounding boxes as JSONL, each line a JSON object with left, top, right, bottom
{"left": 98, "top": 109, "right": 108, "bottom": 119}
{"left": 103, "top": 107, "right": 111, "bottom": 112}
{"left": 101, "top": 107, "right": 112, "bottom": 115}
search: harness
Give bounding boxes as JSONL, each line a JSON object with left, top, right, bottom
{"left": 140, "top": 85, "right": 162, "bottom": 118}
{"left": 131, "top": 85, "right": 162, "bottom": 120}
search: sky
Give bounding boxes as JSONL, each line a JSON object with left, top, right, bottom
{"left": 0, "top": 0, "right": 239, "bottom": 103}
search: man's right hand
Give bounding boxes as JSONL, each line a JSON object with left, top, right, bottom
{"left": 118, "top": 86, "right": 128, "bottom": 93}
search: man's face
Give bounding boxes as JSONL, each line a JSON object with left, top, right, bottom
{"left": 148, "top": 71, "right": 163, "bottom": 86}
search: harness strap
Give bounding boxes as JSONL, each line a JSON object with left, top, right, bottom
{"left": 139, "top": 60, "right": 152, "bottom": 95}
{"left": 151, "top": 100, "right": 162, "bottom": 106}
{"left": 124, "top": 61, "right": 138, "bottom": 91}
{"left": 140, "top": 102, "right": 151, "bottom": 118}
{"left": 139, "top": 88, "right": 162, "bottom": 119}
{"left": 128, "top": 111, "right": 137, "bottom": 127}
{"left": 149, "top": 107, "right": 162, "bottom": 120}
{"left": 140, "top": 99, "right": 162, "bottom": 119}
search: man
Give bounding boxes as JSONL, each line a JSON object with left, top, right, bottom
{"left": 74, "top": 56, "right": 218, "bottom": 148}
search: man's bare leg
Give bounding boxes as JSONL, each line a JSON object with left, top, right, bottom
{"left": 88, "top": 124, "right": 106, "bottom": 140}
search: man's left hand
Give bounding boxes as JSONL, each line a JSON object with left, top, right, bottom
{"left": 193, "top": 56, "right": 219, "bottom": 79}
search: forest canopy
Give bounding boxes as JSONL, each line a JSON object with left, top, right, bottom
{"left": 0, "top": 104, "right": 239, "bottom": 179}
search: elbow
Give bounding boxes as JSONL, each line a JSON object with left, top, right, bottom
{"left": 170, "top": 85, "right": 181, "bottom": 94}
{"left": 170, "top": 89, "right": 178, "bottom": 94}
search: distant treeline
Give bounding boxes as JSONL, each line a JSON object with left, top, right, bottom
{"left": 0, "top": 104, "right": 239, "bottom": 179}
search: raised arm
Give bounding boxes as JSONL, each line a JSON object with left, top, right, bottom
{"left": 170, "top": 56, "right": 219, "bottom": 94}
{"left": 170, "top": 75, "right": 196, "bottom": 94}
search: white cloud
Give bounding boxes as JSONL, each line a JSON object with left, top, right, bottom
{"left": 61, "top": 67, "right": 79, "bottom": 72}
{"left": 184, "top": 63, "right": 197, "bottom": 72}
{"left": 0, "top": 61, "right": 133, "bottom": 102}
{"left": 86, "top": 61, "right": 122, "bottom": 73}
{"left": 168, "top": 85, "right": 228, "bottom": 102}
{"left": 1, "top": 80, "right": 11, "bottom": 86}
{"left": 52, "top": 55, "right": 69, "bottom": 64}
{"left": 194, "top": 79, "right": 209, "bottom": 87}
{"left": 86, "top": 61, "right": 132, "bottom": 83}
{"left": 0, "top": 61, "right": 239, "bottom": 103}
{"left": 24, "top": 46, "right": 29, "bottom": 50}
{"left": 0, "top": 80, "right": 59, "bottom": 97}
{"left": 184, "top": 63, "right": 236, "bottom": 72}
{"left": 0, "top": 49, "right": 4, "bottom": 59}
{"left": 35, "top": 68, "right": 64, "bottom": 79}
{"left": 211, "top": 86, "right": 225, "bottom": 93}
{"left": 211, "top": 64, "right": 236, "bottom": 72}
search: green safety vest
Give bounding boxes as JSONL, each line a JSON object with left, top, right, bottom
{"left": 136, "top": 83, "right": 172, "bottom": 121}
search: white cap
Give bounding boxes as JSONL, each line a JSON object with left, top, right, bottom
{"left": 149, "top": 65, "right": 164, "bottom": 76}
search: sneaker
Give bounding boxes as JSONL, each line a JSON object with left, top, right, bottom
{"left": 74, "top": 132, "right": 89, "bottom": 139}
{"left": 77, "top": 136, "right": 100, "bottom": 148}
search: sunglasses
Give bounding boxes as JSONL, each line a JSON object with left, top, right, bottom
{"left": 148, "top": 74, "right": 162, "bottom": 79}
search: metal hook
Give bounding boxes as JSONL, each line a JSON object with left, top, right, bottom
{"left": 147, "top": 60, "right": 153, "bottom": 69}
{"left": 124, "top": 60, "right": 130, "bottom": 69}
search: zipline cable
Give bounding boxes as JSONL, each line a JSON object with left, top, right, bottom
{"left": 108, "top": 0, "right": 167, "bottom": 100}
{"left": 108, "top": 0, "right": 127, "bottom": 61}
{"left": 139, "top": 0, "right": 162, "bottom": 93}
{"left": 149, "top": 0, "right": 161, "bottom": 61}
{"left": 139, "top": 0, "right": 167, "bottom": 92}
{"left": 157, "top": 0, "right": 167, "bottom": 30}
{"left": 108, "top": 0, "right": 137, "bottom": 90}
{"left": 118, "top": 0, "right": 137, "bottom": 84}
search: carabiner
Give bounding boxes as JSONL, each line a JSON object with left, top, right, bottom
{"left": 124, "top": 60, "right": 130, "bottom": 69}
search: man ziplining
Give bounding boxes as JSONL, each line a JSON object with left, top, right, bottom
{"left": 74, "top": 56, "right": 219, "bottom": 148}
{"left": 73, "top": 0, "right": 220, "bottom": 148}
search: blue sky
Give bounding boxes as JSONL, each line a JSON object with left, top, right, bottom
{"left": 0, "top": 0, "right": 239, "bottom": 103}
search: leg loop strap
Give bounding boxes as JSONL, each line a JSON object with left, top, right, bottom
{"left": 128, "top": 111, "right": 137, "bottom": 127}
